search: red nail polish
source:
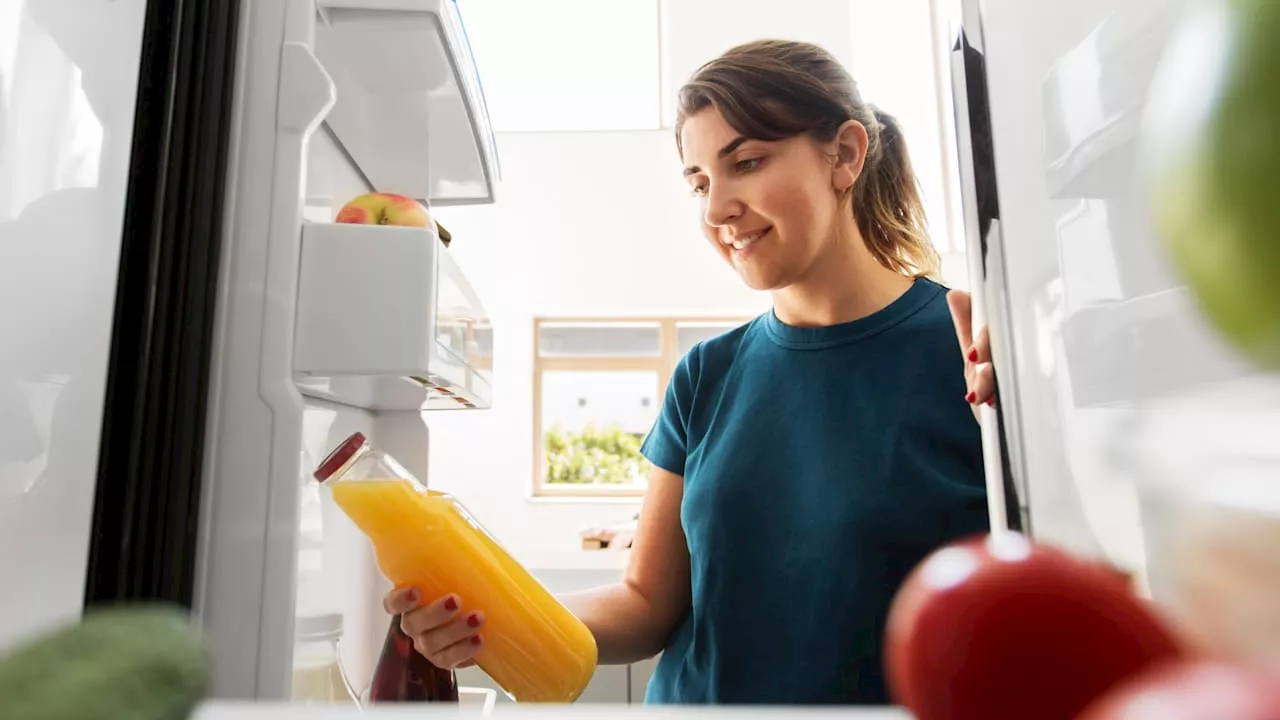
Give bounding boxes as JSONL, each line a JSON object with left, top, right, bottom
{"left": 467, "top": 613, "right": 481, "bottom": 628}
{"left": 444, "top": 596, "right": 458, "bottom": 612}
{"left": 967, "top": 347, "right": 978, "bottom": 362}
{"left": 986, "top": 397, "right": 996, "bottom": 408}
{"left": 471, "top": 635, "right": 482, "bottom": 646}
{"left": 965, "top": 391, "right": 976, "bottom": 404}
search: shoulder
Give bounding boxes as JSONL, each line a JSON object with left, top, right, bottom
{"left": 673, "top": 314, "right": 767, "bottom": 386}
{"left": 895, "top": 278, "right": 961, "bottom": 344}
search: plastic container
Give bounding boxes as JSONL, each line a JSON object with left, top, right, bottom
{"left": 291, "top": 613, "right": 359, "bottom": 705}
{"left": 313, "top": 432, "right": 598, "bottom": 702}
{"left": 1123, "top": 375, "right": 1280, "bottom": 669}
{"left": 366, "top": 615, "right": 459, "bottom": 703}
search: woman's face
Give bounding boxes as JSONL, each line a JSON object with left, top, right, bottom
{"left": 680, "top": 107, "right": 861, "bottom": 291}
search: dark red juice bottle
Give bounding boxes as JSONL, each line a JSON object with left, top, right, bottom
{"left": 367, "top": 615, "right": 459, "bottom": 703}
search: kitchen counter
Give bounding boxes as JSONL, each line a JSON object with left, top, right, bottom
{"left": 193, "top": 702, "right": 912, "bottom": 718}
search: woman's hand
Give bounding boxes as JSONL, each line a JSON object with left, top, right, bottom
{"left": 384, "top": 587, "right": 484, "bottom": 669}
{"left": 946, "top": 290, "right": 995, "bottom": 417}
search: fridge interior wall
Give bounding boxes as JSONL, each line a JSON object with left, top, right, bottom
{"left": 959, "top": 0, "right": 1261, "bottom": 593}
{"left": 297, "top": 398, "right": 385, "bottom": 695}
{"left": 299, "top": 125, "right": 415, "bottom": 691}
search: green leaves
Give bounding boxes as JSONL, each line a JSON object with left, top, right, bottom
{"left": 545, "top": 424, "right": 651, "bottom": 485}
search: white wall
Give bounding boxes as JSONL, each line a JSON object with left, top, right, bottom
{"left": 429, "top": 0, "right": 968, "bottom": 559}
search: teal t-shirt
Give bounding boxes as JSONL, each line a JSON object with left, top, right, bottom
{"left": 640, "top": 278, "right": 990, "bottom": 705}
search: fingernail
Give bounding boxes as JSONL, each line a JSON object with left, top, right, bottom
{"left": 467, "top": 613, "right": 481, "bottom": 628}
{"left": 444, "top": 596, "right": 458, "bottom": 612}
{"left": 967, "top": 347, "right": 978, "bottom": 362}
{"left": 405, "top": 588, "right": 420, "bottom": 604}
{"left": 986, "top": 397, "right": 996, "bottom": 408}
{"left": 471, "top": 635, "right": 482, "bottom": 646}
{"left": 965, "top": 391, "right": 976, "bottom": 404}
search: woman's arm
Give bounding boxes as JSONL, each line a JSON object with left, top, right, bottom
{"left": 560, "top": 465, "right": 692, "bottom": 665}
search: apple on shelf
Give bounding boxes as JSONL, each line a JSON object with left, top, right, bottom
{"left": 335, "top": 192, "right": 453, "bottom": 247}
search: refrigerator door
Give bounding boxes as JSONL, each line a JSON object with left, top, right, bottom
{"left": 0, "top": 0, "right": 238, "bottom": 650}
{"left": 85, "top": 0, "right": 243, "bottom": 607}
{"left": 194, "top": 0, "right": 337, "bottom": 700}
{"left": 946, "top": 0, "right": 1256, "bottom": 588}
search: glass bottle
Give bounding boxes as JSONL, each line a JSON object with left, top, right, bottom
{"left": 291, "top": 612, "right": 359, "bottom": 705}
{"left": 313, "top": 431, "right": 597, "bottom": 702}
{"left": 367, "top": 615, "right": 459, "bottom": 703}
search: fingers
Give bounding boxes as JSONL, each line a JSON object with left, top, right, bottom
{"left": 949, "top": 289, "right": 996, "bottom": 410}
{"left": 386, "top": 590, "right": 485, "bottom": 669}
{"left": 970, "top": 325, "right": 991, "bottom": 365}
{"left": 422, "top": 626, "right": 485, "bottom": 670}
{"left": 413, "top": 610, "right": 486, "bottom": 669}
{"left": 949, "top": 290, "right": 993, "bottom": 364}
{"left": 970, "top": 363, "right": 995, "bottom": 407}
{"left": 946, "top": 290, "right": 973, "bottom": 352}
{"left": 383, "top": 586, "right": 422, "bottom": 615}
{"left": 398, "top": 592, "right": 462, "bottom": 637}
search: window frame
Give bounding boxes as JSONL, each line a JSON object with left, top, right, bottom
{"left": 532, "top": 315, "right": 750, "bottom": 498}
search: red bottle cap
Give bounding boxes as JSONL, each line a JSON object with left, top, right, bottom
{"left": 314, "top": 431, "right": 368, "bottom": 482}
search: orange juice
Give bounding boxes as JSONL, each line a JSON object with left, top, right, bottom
{"left": 315, "top": 433, "right": 597, "bottom": 703}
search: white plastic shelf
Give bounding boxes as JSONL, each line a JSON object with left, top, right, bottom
{"left": 1040, "top": 3, "right": 1181, "bottom": 198}
{"left": 293, "top": 221, "right": 493, "bottom": 411}
{"left": 314, "top": 0, "right": 500, "bottom": 206}
{"left": 1060, "top": 287, "right": 1252, "bottom": 407}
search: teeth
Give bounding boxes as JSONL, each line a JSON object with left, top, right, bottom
{"left": 727, "top": 229, "right": 766, "bottom": 250}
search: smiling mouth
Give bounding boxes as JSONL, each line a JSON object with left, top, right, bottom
{"left": 725, "top": 226, "right": 772, "bottom": 251}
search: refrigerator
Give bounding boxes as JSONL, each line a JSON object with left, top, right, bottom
{"left": 943, "top": 0, "right": 1277, "bottom": 613}
{"left": 3, "top": 0, "right": 1276, "bottom": 714}
{"left": 1, "top": 0, "right": 499, "bottom": 702}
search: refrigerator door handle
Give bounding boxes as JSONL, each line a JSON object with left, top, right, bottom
{"left": 948, "top": 4, "right": 1025, "bottom": 536}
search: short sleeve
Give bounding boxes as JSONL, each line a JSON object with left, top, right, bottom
{"left": 640, "top": 345, "right": 699, "bottom": 477}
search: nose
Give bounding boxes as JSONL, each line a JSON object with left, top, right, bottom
{"left": 703, "top": 182, "right": 743, "bottom": 228}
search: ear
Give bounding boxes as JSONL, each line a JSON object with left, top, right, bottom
{"left": 830, "top": 119, "right": 869, "bottom": 194}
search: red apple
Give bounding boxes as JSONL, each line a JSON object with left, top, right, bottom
{"left": 1078, "top": 659, "right": 1280, "bottom": 720}
{"left": 335, "top": 192, "right": 434, "bottom": 228}
{"left": 884, "top": 532, "right": 1185, "bottom": 720}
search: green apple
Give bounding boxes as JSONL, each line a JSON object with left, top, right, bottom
{"left": 335, "top": 192, "right": 434, "bottom": 227}
{"left": 1140, "top": 0, "right": 1280, "bottom": 370}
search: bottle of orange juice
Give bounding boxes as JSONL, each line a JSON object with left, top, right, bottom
{"left": 313, "top": 432, "right": 598, "bottom": 703}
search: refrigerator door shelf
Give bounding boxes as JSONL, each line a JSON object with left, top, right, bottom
{"left": 1040, "top": 1, "right": 1183, "bottom": 199}
{"left": 293, "top": 221, "right": 493, "bottom": 412}
{"left": 1060, "top": 288, "right": 1253, "bottom": 407}
{"left": 314, "top": 0, "right": 500, "bottom": 206}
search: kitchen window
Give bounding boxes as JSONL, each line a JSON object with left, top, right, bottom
{"left": 533, "top": 317, "right": 749, "bottom": 497}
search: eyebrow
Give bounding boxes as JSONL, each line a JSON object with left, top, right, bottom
{"left": 682, "top": 136, "right": 750, "bottom": 177}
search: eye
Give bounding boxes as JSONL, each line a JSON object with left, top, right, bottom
{"left": 735, "top": 157, "right": 764, "bottom": 172}
{"left": 689, "top": 182, "right": 708, "bottom": 197}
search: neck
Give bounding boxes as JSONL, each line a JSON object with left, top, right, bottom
{"left": 771, "top": 220, "right": 915, "bottom": 327}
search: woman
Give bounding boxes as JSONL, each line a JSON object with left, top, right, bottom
{"left": 385, "top": 39, "right": 997, "bottom": 705}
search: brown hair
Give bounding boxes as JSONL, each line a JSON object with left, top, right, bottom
{"left": 675, "top": 39, "right": 941, "bottom": 279}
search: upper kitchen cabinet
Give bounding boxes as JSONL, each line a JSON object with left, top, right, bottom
{"left": 314, "top": 0, "right": 501, "bottom": 205}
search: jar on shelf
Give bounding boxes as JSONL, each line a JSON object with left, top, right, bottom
{"left": 291, "top": 612, "right": 359, "bottom": 705}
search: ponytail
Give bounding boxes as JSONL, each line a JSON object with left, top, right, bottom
{"left": 852, "top": 107, "right": 941, "bottom": 280}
